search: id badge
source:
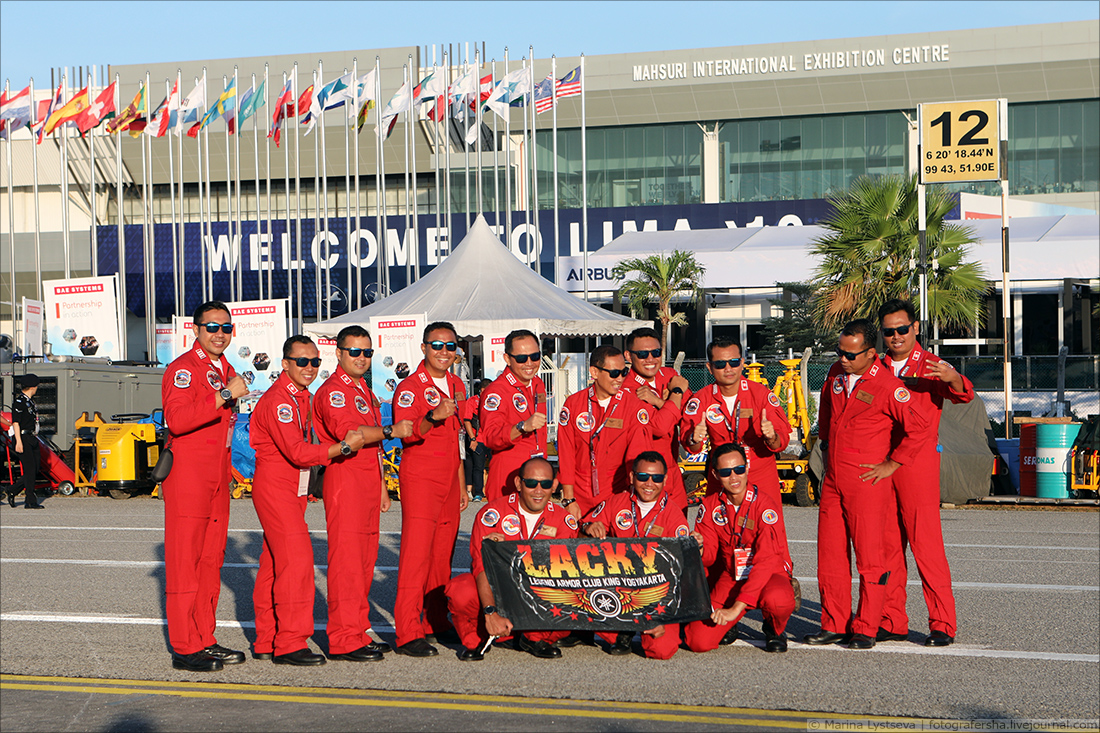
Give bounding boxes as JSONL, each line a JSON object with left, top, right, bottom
{"left": 227, "top": 413, "right": 238, "bottom": 448}
{"left": 733, "top": 548, "right": 753, "bottom": 581}
{"left": 297, "top": 469, "right": 310, "bottom": 497}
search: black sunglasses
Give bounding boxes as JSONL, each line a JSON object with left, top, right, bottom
{"left": 287, "top": 357, "right": 322, "bottom": 368}
{"left": 715, "top": 465, "right": 747, "bottom": 477}
{"left": 521, "top": 478, "right": 554, "bottom": 489}
{"left": 594, "top": 365, "right": 629, "bottom": 379}
{"left": 340, "top": 347, "right": 374, "bottom": 358}
{"left": 630, "top": 348, "right": 662, "bottom": 359}
{"left": 710, "top": 358, "right": 742, "bottom": 369}
{"left": 198, "top": 322, "right": 234, "bottom": 334}
{"left": 881, "top": 323, "right": 915, "bottom": 338}
{"left": 509, "top": 351, "right": 541, "bottom": 364}
{"left": 634, "top": 472, "right": 666, "bottom": 483}
{"left": 836, "top": 346, "right": 872, "bottom": 361}
{"left": 426, "top": 340, "right": 457, "bottom": 352}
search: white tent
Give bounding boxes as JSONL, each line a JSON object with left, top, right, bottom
{"left": 309, "top": 215, "right": 646, "bottom": 339}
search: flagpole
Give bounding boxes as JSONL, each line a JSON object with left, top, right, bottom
{"left": 196, "top": 73, "right": 208, "bottom": 304}
{"left": 280, "top": 70, "right": 290, "bottom": 310}
{"left": 463, "top": 56, "right": 471, "bottom": 234}
{"left": 222, "top": 74, "right": 233, "bottom": 302}
{"left": 492, "top": 59, "right": 500, "bottom": 240}
{"left": 176, "top": 70, "right": 185, "bottom": 315}
{"left": 352, "top": 60, "right": 362, "bottom": 310}
{"left": 503, "top": 48, "right": 511, "bottom": 253}
{"left": 294, "top": 63, "right": 304, "bottom": 327}
{"left": 251, "top": 73, "right": 260, "bottom": 301}
{"left": 530, "top": 47, "right": 540, "bottom": 274}
{"left": 551, "top": 56, "right": 559, "bottom": 288}
{"left": 343, "top": 64, "right": 352, "bottom": 313}
{"left": 375, "top": 57, "right": 385, "bottom": 299}
{"left": 90, "top": 67, "right": 99, "bottom": 279}
{"left": 409, "top": 57, "right": 420, "bottom": 283}
{"left": 110, "top": 75, "right": 125, "bottom": 358}
{"left": 233, "top": 67, "right": 242, "bottom": 302}
{"left": 203, "top": 69, "right": 213, "bottom": 301}
{"left": 318, "top": 61, "right": 332, "bottom": 319}
{"left": 142, "top": 71, "right": 154, "bottom": 358}
{"left": 401, "top": 62, "right": 412, "bottom": 289}
{"left": 521, "top": 57, "right": 531, "bottom": 269}
{"left": 581, "top": 54, "right": 588, "bottom": 303}
{"left": 57, "top": 72, "right": 70, "bottom": 278}
{"left": 444, "top": 51, "right": 452, "bottom": 259}
{"left": 164, "top": 78, "right": 179, "bottom": 319}
{"left": 431, "top": 55, "right": 440, "bottom": 266}
{"left": 3, "top": 80, "right": 14, "bottom": 329}
{"left": 263, "top": 65, "right": 272, "bottom": 302}
{"left": 312, "top": 67, "right": 320, "bottom": 321}
{"left": 475, "top": 48, "right": 483, "bottom": 217}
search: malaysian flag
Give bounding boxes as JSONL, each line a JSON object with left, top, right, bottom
{"left": 556, "top": 66, "right": 582, "bottom": 99}
{"left": 533, "top": 74, "right": 554, "bottom": 114}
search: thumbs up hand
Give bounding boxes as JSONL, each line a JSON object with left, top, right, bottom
{"left": 761, "top": 412, "right": 776, "bottom": 442}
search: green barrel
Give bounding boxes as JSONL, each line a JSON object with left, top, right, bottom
{"left": 1035, "top": 423, "right": 1082, "bottom": 499}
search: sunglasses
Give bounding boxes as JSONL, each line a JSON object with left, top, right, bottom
{"left": 634, "top": 472, "right": 666, "bottom": 483}
{"left": 594, "top": 365, "right": 629, "bottom": 379}
{"left": 340, "top": 347, "right": 374, "bottom": 358}
{"left": 630, "top": 348, "right": 662, "bottom": 359}
{"left": 836, "top": 346, "right": 872, "bottom": 361}
{"left": 426, "top": 340, "right": 458, "bottom": 352}
{"left": 509, "top": 351, "right": 541, "bottom": 364}
{"left": 715, "top": 465, "right": 748, "bottom": 477}
{"left": 710, "top": 358, "right": 742, "bottom": 369}
{"left": 287, "top": 357, "right": 322, "bottom": 368}
{"left": 521, "top": 478, "right": 554, "bottom": 489}
{"left": 198, "top": 322, "right": 234, "bottom": 334}
{"left": 881, "top": 323, "right": 915, "bottom": 338}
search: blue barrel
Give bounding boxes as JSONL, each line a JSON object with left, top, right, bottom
{"left": 1035, "top": 423, "right": 1082, "bottom": 498}
{"left": 995, "top": 438, "right": 1020, "bottom": 492}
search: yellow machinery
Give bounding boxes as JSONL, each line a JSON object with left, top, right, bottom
{"left": 384, "top": 447, "right": 401, "bottom": 499}
{"left": 94, "top": 413, "right": 163, "bottom": 500}
{"left": 73, "top": 411, "right": 105, "bottom": 495}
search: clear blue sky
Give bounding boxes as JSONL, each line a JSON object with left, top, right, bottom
{"left": 2, "top": 0, "right": 1097, "bottom": 88}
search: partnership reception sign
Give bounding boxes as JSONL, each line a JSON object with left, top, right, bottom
{"left": 42, "top": 276, "right": 122, "bottom": 361}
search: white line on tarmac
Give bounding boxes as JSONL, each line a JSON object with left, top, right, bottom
{"left": 1, "top": 558, "right": 1096, "bottom": 592}
{"left": 1, "top": 612, "right": 1096, "bottom": 664}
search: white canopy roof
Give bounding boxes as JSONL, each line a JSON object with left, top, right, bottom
{"left": 310, "top": 215, "right": 645, "bottom": 339}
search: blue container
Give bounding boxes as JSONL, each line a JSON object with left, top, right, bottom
{"left": 995, "top": 438, "right": 1020, "bottom": 492}
{"left": 1035, "top": 423, "right": 1081, "bottom": 499}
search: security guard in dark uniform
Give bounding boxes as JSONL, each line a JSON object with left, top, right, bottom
{"left": 9, "top": 374, "right": 43, "bottom": 509}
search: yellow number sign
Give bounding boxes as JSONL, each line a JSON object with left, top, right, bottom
{"left": 919, "top": 100, "right": 1002, "bottom": 184}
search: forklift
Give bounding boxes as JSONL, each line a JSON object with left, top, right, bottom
{"left": 78, "top": 410, "right": 166, "bottom": 499}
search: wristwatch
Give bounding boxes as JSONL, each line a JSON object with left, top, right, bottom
{"left": 339, "top": 440, "right": 352, "bottom": 456}
{"left": 482, "top": 605, "right": 498, "bottom": 616}
{"left": 561, "top": 497, "right": 576, "bottom": 507}
{"left": 670, "top": 387, "right": 684, "bottom": 395}
{"left": 426, "top": 409, "right": 441, "bottom": 424}
{"left": 515, "top": 420, "right": 527, "bottom": 434}
{"left": 219, "top": 387, "right": 234, "bottom": 402}
{"left": 383, "top": 424, "right": 393, "bottom": 440}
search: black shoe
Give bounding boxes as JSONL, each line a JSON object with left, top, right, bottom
{"left": 924, "top": 631, "right": 955, "bottom": 647}
{"left": 364, "top": 640, "right": 392, "bottom": 654}
{"left": 791, "top": 576, "right": 802, "bottom": 613}
{"left": 395, "top": 638, "right": 439, "bottom": 657}
{"left": 875, "top": 628, "right": 909, "bottom": 643}
{"left": 458, "top": 647, "right": 484, "bottom": 662}
{"left": 554, "top": 632, "right": 586, "bottom": 648}
{"left": 203, "top": 644, "right": 245, "bottom": 664}
{"left": 802, "top": 630, "right": 848, "bottom": 646}
{"left": 607, "top": 632, "right": 632, "bottom": 656}
{"left": 273, "top": 648, "right": 327, "bottom": 666}
{"left": 516, "top": 633, "right": 562, "bottom": 659}
{"left": 172, "top": 651, "right": 223, "bottom": 672}
{"left": 718, "top": 625, "right": 740, "bottom": 646}
{"left": 848, "top": 633, "right": 875, "bottom": 649}
{"left": 24, "top": 504, "right": 43, "bottom": 509}
{"left": 765, "top": 633, "right": 788, "bottom": 653}
{"left": 330, "top": 645, "right": 384, "bottom": 662}
{"left": 252, "top": 651, "right": 274, "bottom": 660}
{"left": 424, "top": 628, "right": 461, "bottom": 645}
{"left": 7, "top": 494, "right": 16, "bottom": 508}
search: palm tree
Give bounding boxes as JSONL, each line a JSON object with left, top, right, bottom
{"left": 810, "top": 173, "right": 989, "bottom": 333}
{"left": 612, "top": 250, "right": 706, "bottom": 363}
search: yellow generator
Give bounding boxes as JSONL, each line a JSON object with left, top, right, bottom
{"left": 95, "top": 413, "right": 163, "bottom": 500}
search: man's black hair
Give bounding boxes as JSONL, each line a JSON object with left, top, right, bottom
{"left": 282, "top": 334, "right": 315, "bottom": 359}
{"left": 590, "top": 344, "right": 623, "bottom": 369}
{"left": 840, "top": 319, "right": 877, "bottom": 350}
{"left": 423, "top": 321, "right": 457, "bottom": 342}
{"left": 632, "top": 450, "right": 667, "bottom": 472}
{"left": 505, "top": 329, "right": 539, "bottom": 354}
{"left": 707, "top": 442, "right": 748, "bottom": 474}
{"left": 626, "top": 327, "right": 661, "bottom": 351}
{"left": 336, "top": 325, "right": 371, "bottom": 349}
{"left": 193, "top": 300, "right": 230, "bottom": 325}
{"left": 706, "top": 337, "right": 742, "bottom": 362}
{"left": 877, "top": 298, "right": 917, "bottom": 323}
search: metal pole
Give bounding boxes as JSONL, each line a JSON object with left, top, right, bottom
{"left": 112, "top": 75, "right": 126, "bottom": 358}
{"left": 61, "top": 71, "right": 70, "bottom": 278}
{"left": 551, "top": 55, "right": 559, "bottom": 287}
{"left": 294, "top": 63, "right": 303, "bottom": 327}
{"left": 403, "top": 62, "right": 411, "bottom": 288}
{"left": 503, "top": 48, "right": 511, "bottom": 256}
{"left": 352, "top": 59, "right": 362, "bottom": 310}
{"left": 409, "top": 56, "right": 420, "bottom": 282}
{"left": 581, "top": 54, "right": 588, "bottom": 303}
{"left": 999, "top": 98, "right": 1012, "bottom": 437}
{"left": 375, "top": 57, "right": 385, "bottom": 299}
{"left": 344, "top": 64, "right": 353, "bottom": 313}
{"left": 90, "top": 66, "right": 99, "bottom": 279}
{"left": 4, "top": 81, "right": 15, "bottom": 331}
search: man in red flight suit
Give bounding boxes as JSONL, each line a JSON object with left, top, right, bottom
{"left": 684, "top": 443, "right": 795, "bottom": 654}
{"left": 620, "top": 327, "right": 691, "bottom": 510}
{"left": 251, "top": 336, "right": 367, "bottom": 666}
{"left": 876, "top": 299, "right": 974, "bottom": 647}
{"left": 392, "top": 321, "right": 469, "bottom": 657}
{"left": 804, "top": 319, "right": 927, "bottom": 650}
{"left": 161, "top": 301, "right": 250, "bottom": 672}
{"left": 557, "top": 345, "right": 650, "bottom": 522}
{"left": 445, "top": 457, "right": 579, "bottom": 661}
{"left": 479, "top": 330, "right": 549, "bottom": 503}
{"left": 679, "top": 337, "right": 795, "bottom": 573}
{"left": 314, "top": 325, "right": 414, "bottom": 662}
{"left": 581, "top": 451, "right": 691, "bottom": 659}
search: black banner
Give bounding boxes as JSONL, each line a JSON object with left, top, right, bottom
{"left": 482, "top": 537, "right": 711, "bottom": 632}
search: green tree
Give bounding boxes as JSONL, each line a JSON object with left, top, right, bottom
{"left": 760, "top": 282, "right": 833, "bottom": 357}
{"left": 612, "top": 250, "right": 706, "bottom": 363}
{"left": 810, "top": 173, "right": 989, "bottom": 332}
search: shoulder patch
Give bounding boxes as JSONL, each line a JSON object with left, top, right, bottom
{"left": 512, "top": 392, "right": 529, "bottom": 413}
{"left": 591, "top": 501, "right": 606, "bottom": 518}
{"left": 354, "top": 395, "right": 370, "bottom": 414}
{"left": 762, "top": 508, "right": 779, "bottom": 525}
{"left": 615, "top": 509, "right": 633, "bottom": 531}
{"left": 329, "top": 391, "right": 346, "bottom": 408}
{"left": 173, "top": 369, "right": 192, "bottom": 388}
{"left": 712, "top": 504, "right": 728, "bottom": 526}
{"left": 636, "top": 408, "right": 650, "bottom": 426}
{"left": 276, "top": 404, "right": 295, "bottom": 424}
{"left": 564, "top": 514, "right": 579, "bottom": 531}
{"left": 397, "top": 390, "right": 415, "bottom": 408}
{"left": 575, "top": 412, "right": 595, "bottom": 432}
{"left": 768, "top": 392, "right": 781, "bottom": 408}
{"left": 832, "top": 377, "right": 845, "bottom": 394}
{"left": 558, "top": 406, "right": 570, "bottom": 424}
{"left": 480, "top": 508, "right": 501, "bottom": 527}
{"left": 684, "top": 397, "right": 700, "bottom": 416}
{"left": 500, "top": 514, "right": 521, "bottom": 536}
{"left": 206, "top": 370, "right": 224, "bottom": 390}
{"left": 483, "top": 393, "right": 501, "bottom": 412}
{"left": 423, "top": 387, "right": 441, "bottom": 407}
{"left": 675, "top": 524, "right": 690, "bottom": 538}
{"left": 894, "top": 387, "right": 911, "bottom": 403}
{"left": 706, "top": 404, "right": 725, "bottom": 424}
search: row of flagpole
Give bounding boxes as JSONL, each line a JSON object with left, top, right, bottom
{"left": 1, "top": 49, "right": 590, "bottom": 358}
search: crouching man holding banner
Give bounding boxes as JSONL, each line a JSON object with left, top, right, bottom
{"left": 445, "top": 457, "right": 579, "bottom": 661}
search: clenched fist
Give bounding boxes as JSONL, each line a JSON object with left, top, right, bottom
{"left": 343, "top": 429, "right": 367, "bottom": 451}
{"left": 226, "top": 375, "right": 249, "bottom": 399}
{"left": 524, "top": 412, "right": 547, "bottom": 432}
{"left": 432, "top": 398, "right": 457, "bottom": 420}
{"left": 390, "top": 419, "right": 414, "bottom": 439}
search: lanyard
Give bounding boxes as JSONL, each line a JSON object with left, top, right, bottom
{"left": 711, "top": 383, "right": 742, "bottom": 440}
{"left": 340, "top": 371, "right": 376, "bottom": 426}
{"left": 518, "top": 510, "right": 546, "bottom": 540}
{"left": 586, "top": 387, "right": 622, "bottom": 496}
{"left": 725, "top": 489, "right": 755, "bottom": 549}
{"left": 630, "top": 493, "right": 668, "bottom": 537}
{"left": 285, "top": 381, "right": 310, "bottom": 440}
{"left": 506, "top": 371, "right": 543, "bottom": 456}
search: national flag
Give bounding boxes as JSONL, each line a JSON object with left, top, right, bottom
{"left": 319, "top": 72, "right": 353, "bottom": 111}
{"left": 0, "top": 85, "right": 33, "bottom": 140}
{"left": 145, "top": 80, "right": 178, "bottom": 138}
{"left": 176, "top": 82, "right": 204, "bottom": 135}
{"left": 477, "top": 73, "right": 493, "bottom": 104}
{"left": 413, "top": 70, "right": 446, "bottom": 107}
{"left": 238, "top": 81, "right": 266, "bottom": 126}
{"left": 199, "top": 78, "right": 236, "bottom": 131}
{"left": 74, "top": 82, "right": 117, "bottom": 135}
{"left": 556, "top": 66, "right": 582, "bottom": 99}
{"left": 533, "top": 74, "right": 554, "bottom": 114}
{"left": 483, "top": 66, "right": 531, "bottom": 119}
{"left": 349, "top": 69, "right": 376, "bottom": 124}
{"left": 376, "top": 79, "right": 410, "bottom": 141}
{"left": 106, "top": 84, "right": 147, "bottom": 135}
{"left": 296, "top": 84, "right": 314, "bottom": 120}
{"left": 269, "top": 74, "right": 294, "bottom": 147}
{"left": 35, "top": 82, "right": 64, "bottom": 144}
{"left": 42, "top": 85, "right": 90, "bottom": 136}
{"left": 355, "top": 97, "right": 375, "bottom": 132}
{"left": 301, "top": 82, "right": 323, "bottom": 136}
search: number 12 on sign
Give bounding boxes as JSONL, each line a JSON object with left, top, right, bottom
{"left": 919, "top": 99, "right": 1004, "bottom": 184}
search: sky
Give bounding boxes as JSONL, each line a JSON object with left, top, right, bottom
{"left": 1, "top": 0, "right": 1097, "bottom": 89}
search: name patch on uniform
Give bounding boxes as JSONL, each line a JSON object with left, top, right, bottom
{"left": 762, "top": 509, "right": 779, "bottom": 525}
{"left": 538, "top": 525, "right": 557, "bottom": 537}
{"left": 706, "top": 405, "right": 725, "bottom": 424}
{"left": 856, "top": 389, "right": 874, "bottom": 404}
{"left": 423, "top": 387, "right": 441, "bottom": 407}
{"left": 397, "top": 390, "right": 415, "bottom": 408}
{"left": 684, "top": 398, "right": 700, "bottom": 416}
{"left": 276, "top": 404, "right": 294, "bottom": 424}
{"left": 894, "top": 387, "right": 911, "bottom": 403}
{"left": 512, "top": 393, "right": 529, "bottom": 412}
{"left": 329, "top": 391, "right": 346, "bottom": 408}
{"left": 605, "top": 418, "right": 624, "bottom": 429}
{"left": 738, "top": 408, "right": 753, "bottom": 418}
{"left": 536, "top": 392, "right": 546, "bottom": 404}
{"left": 354, "top": 395, "right": 370, "bottom": 414}
{"left": 481, "top": 508, "right": 501, "bottom": 527}
{"left": 615, "top": 509, "right": 633, "bottom": 531}
{"left": 174, "top": 370, "right": 192, "bottom": 388}
{"left": 484, "top": 394, "right": 502, "bottom": 412}
{"left": 564, "top": 514, "right": 578, "bottom": 531}
{"left": 575, "top": 412, "right": 595, "bottom": 432}
{"left": 712, "top": 504, "right": 728, "bottom": 526}
{"left": 637, "top": 408, "right": 650, "bottom": 425}
{"left": 767, "top": 392, "right": 781, "bottom": 407}
{"left": 500, "top": 514, "right": 521, "bottom": 536}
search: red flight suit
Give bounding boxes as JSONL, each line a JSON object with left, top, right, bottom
{"left": 479, "top": 369, "right": 549, "bottom": 502}
{"left": 879, "top": 344, "right": 973, "bottom": 638}
{"left": 684, "top": 488, "right": 795, "bottom": 652}
{"left": 680, "top": 380, "right": 794, "bottom": 570}
{"left": 392, "top": 361, "right": 467, "bottom": 646}
{"left": 816, "top": 362, "right": 927, "bottom": 638}
{"left": 161, "top": 344, "right": 237, "bottom": 656}
{"left": 556, "top": 387, "right": 650, "bottom": 516}
{"left": 619, "top": 367, "right": 690, "bottom": 511}
{"left": 314, "top": 366, "right": 386, "bottom": 655}
{"left": 250, "top": 373, "right": 332, "bottom": 656}
{"left": 582, "top": 490, "right": 691, "bottom": 659}
{"left": 445, "top": 494, "right": 579, "bottom": 649}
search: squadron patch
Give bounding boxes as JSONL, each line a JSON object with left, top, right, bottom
{"left": 675, "top": 525, "right": 690, "bottom": 538}
{"left": 564, "top": 514, "right": 579, "bottom": 531}
{"left": 396, "top": 390, "right": 415, "bottom": 408}
{"left": 762, "top": 509, "right": 779, "bottom": 525}
{"left": 173, "top": 370, "right": 192, "bottom": 388}
{"left": 575, "top": 412, "right": 595, "bottom": 432}
{"left": 480, "top": 508, "right": 500, "bottom": 527}
{"left": 423, "top": 387, "right": 441, "bottom": 407}
{"left": 512, "top": 392, "right": 529, "bottom": 413}
{"left": 329, "top": 391, "right": 346, "bottom": 408}
{"left": 500, "top": 514, "right": 521, "bottom": 536}
{"left": 832, "top": 377, "right": 845, "bottom": 394}
{"left": 591, "top": 501, "right": 606, "bottom": 518}
{"left": 768, "top": 392, "right": 781, "bottom": 407}
{"left": 354, "top": 395, "right": 370, "bottom": 414}
{"left": 684, "top": 397, "right": 700, "bottom": 416}
{"left": 558, "top": 406, "right": 570, "bottom": 424}
{"left": 706, "top": 405, "right": 725, "bottom": 424}
{"left": 276, "top": 404, "right": 294, "bottom": 424}
{"left": 712, "top": 504, "right": 729, "bottom": 526}
{"left": 483, "top": 394, "right": 502, "bottom": 412}
{"left": 894, "top": 387, "right": 911, "bottom": 403}
{"left": 206, "top": 371, "right": 224, "bottom": 390}
{"left": 615, "top": 509, "right": 633, "bottom": 531}
{"left": 637, "top": 408, "right": 650, "bottom": 426}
